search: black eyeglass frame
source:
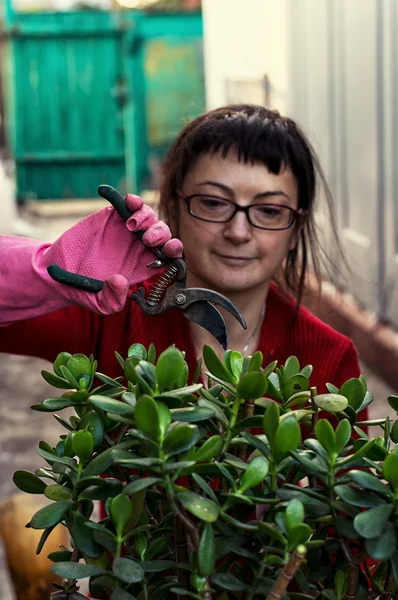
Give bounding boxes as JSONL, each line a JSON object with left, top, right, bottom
{"left": 181, "top": 193, "right": 301, "bottom": 231}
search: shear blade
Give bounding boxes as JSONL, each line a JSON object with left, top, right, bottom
{"left": 183, "top": 301, "right": 228, "bottom": 350}
{"left": 185, "top": 288, "right": 247, "bottom": 331}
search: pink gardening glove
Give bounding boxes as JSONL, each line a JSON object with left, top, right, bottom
{"left": 0, "top": 194, "right": 183, "bottom": 323}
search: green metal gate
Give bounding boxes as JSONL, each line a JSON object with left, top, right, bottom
{"left": 1, "top": 3, "right": 204, "bottom": 200}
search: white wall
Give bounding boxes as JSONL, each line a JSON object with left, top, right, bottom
{"left": 202, "top": 0, "right": 289, "bottom": 113}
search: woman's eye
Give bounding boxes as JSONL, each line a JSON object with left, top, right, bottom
{"left": 200, "top": 198, "right": 227, "bottom": 209}
{"left": 257, "top": 205, "right": 281, "bottom": 217}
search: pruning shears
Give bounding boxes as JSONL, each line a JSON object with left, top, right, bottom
{"left": 47, "top": 185, "right": 247, "bottom": 349}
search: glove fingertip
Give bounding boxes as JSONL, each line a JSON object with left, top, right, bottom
{"left": 98, "top": 275, "right": 129, "bottom": 314}
{"left": 162, "top": 238, "right": 184, "bottom": 258}
{"left": 125, "top": 194, "right": 144, "bottom": 212}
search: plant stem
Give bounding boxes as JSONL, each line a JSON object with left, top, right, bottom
{"left": 344, "top": 563, "right": 359, "bottom": 600}
{"left": 222, "top": 393, "right": 242, "bottom": 453}
{"left": 265, "top": 546, "right": 307, "bottom": 600}
{"left": 237, "top": 400, "right": 255, "bottom": 461}
{"left": 309, "top": 386, "right": 318, "bottom": 488}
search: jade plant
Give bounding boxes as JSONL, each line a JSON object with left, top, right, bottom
{"left": 13, "top": 343, "right": 398, "bottom": 600}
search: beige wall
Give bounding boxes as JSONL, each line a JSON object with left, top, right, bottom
{"left": 202, "top": 0, "right": 289, "bottom": 113}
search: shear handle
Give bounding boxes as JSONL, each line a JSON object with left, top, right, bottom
{"left": 97, "top": 184, "right": 167, "bottom": 263}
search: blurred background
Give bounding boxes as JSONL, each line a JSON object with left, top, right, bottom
{"left": 0, "top": 0, "right": 398, "bottom": 598}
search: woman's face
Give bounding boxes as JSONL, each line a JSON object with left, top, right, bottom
{"left": 175, "top": 150, "right": 300, "bottom": 295}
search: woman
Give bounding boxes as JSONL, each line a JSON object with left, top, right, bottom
{"left": 0, "top": 105, "right": 360, "bottom": 392}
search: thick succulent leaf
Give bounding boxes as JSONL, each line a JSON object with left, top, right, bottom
{"left": 263, "top": 402, "right": 280, "bottom": 450}
{"left": 13, "top": 470, "right": 47, "bottom": 494}
{"left": 88, "top": 395, "right": 135, "bottom": 415}
{"left": 283, "top": 374, "right": 309, "bottom": 400}
{"left": 112, "top": 557, "right": 144, "bottom": 583}
{"left": 283, "top": 356, "right": 300, "bottom": 381}
{"left": 237, "top": 371, "right": 268, "bottom": 401}
{"left": 41, "top": 370, "right": 71, "bottom": 389}
{"left": 72, "top": 511, "right": 103, "bottom": 558}
{"left": 44, "top": 484, "right": 73, "bottom": 501}
{"left": 177, "top": 491, "right": 219, "bottom": 522}
{"left": 348, "top": 470, "right": 390, "bottom": 495}
{"left": 30, "top": 500, "right": 73, "bottom": 529}
{"left": 211, "top": 573, "right": 249, "bottom": 592}
{"left": 51, "top": 562, "right": 106, "bottom": 579}
{"left": 170, "top": 406, "right": 215, "bottom": 422}
{"left": 285, "top": 498, "right": 305, "bottom": 531}
{"left": 134, "top": 395, "right": 161, "bottom": 440}
{"left": 79, "top": 410, "right": 105, "bottom": 449}
{"left": 316, "top": 419, "right": 336, "bottom": 455}
{"left": 203, "top": 345, "right": 236, "bottom": 384}
{"left": 383, "top": 452, "right": 398, "bottom": 491}
{"left": 314, "top": 394, "right": 348, "bottom": 413}
{"left": 156, "top": 347, "right": 186, "bottom": 390}
{"left": 193, "top": 435, "right": 223, "bottom": 463}
{"left": 111, "top": 494, "right": 133, "bottom": 534}
{"left": 339, "top": 378, "right": 366, "bottom": 411}
{"left": 353, "top": 504, "right": 392, "bottom": 538}
{"left": 123, "top": 477, "right": 162, "bottom": 496}
{"left": 163, "top": 425, "right": 198, "bottom": 456}
{"left": 365, "top": 523, "right": 397, "bottom": 561}
{"left": 335, "top": 419, "right": 352, "bottom": 453}
{"left": 238, "top": 457, "right": 269, "bottom": 493}
{"left": 274, "top": 415, "right": 301, "bottom": 463}
{"left": 334, "top": 484, "right": 385, "bottom": 508}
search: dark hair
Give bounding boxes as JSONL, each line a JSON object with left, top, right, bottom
{"left": 159, "top": 104, "right": 345, "bottom": 308}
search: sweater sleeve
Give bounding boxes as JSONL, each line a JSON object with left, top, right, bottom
{"left": 0, "top": 306, "right": 101, "bottom": 362}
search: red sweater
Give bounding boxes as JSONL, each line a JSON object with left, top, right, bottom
{"left": 0, "top": 281, "right": 360, "bottom": 391}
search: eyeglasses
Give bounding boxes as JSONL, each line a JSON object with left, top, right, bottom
{"left": 182, "top": 194, "right": 300, "bottom": 231}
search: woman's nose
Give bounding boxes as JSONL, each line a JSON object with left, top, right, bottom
{"left": 223, "top": 211, "right": 253, "bottom": 243}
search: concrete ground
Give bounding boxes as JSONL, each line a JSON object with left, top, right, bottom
{"left": 0, "top": 204, "right": 397, "bottom": 600}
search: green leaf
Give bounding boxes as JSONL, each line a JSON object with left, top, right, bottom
{"left": 198, "top": 524, "right": 215, "bottom": 576}
{"left": 147, "top": 343, "right": 156, "bottom": 364}
{"left": 135, "top": 395, "right": 161, "bottom": 440}
{"left": 390, "top": 420, "right": 398, "bottom": 443}
{"left": 141, "top": 560, "right": 176, "bottom": 572}
{"left": 193, "top": 435, "right": 223, "bottom": 463}
{"left": 257, "top": 521, "right": 287, "bottom": 544}
{"left": 88, "top": 395, "right": 134, "bottom": 415}
{"left": 134, "top": 533, "right": 147, "bottom": 561}
{"left": 13, "top": 470, "right": 47, "bottom": 494}
{"left": 283, "top": 356, "right": 300, "bottom": 381}
{"left": 81, "top": 447, "right": 115, "bottom": 477}
{"left": 72, "top": 430, "right": 94, "bottom": 463}
{"left": 238, "top": 457, "right": 269, "bottom": 493}
{"left": 237, "top": 371, "right": 268, "bottom": 400}
{"left": 177, "top": 491, "right": 219, "bottom": 522}
{"left": 35, "top": 397, "right": 79, "bottom": 412}
{"left": 229, "top": 351, "right": 243, "bottom": 380}
{"left": 274, "top": 415, "right": 301, "bottom": 463}
{"left": 30, "top": 500, "right": 73, "bottom": 529}
{"left": 287, "top": 523, "right": 311, "bottom": 551}
{"left": 203, "top": 345, "right": 236, "bottom": 384}
{"left": 44, "top": 485, "right": 73, "bottom": 501}
{"left": 248, "top": 351, "right": 263, "bottom": 372}
{"left": 353, "top": 504, "right": 392, "bottom": 538}
{"left": 300, "top": 365, "right": 313, "bottom": 378}
{"left": 163, "top": 425, "right": 198, "bottom": 456}
{"left": 72, "top": 511, "right": 103, "bottom": 558}
{"left": 79, "top": 410, "right": 105, "bottom": 449}
{"left": 211, "top": 573, "right": 249, "bottom": 592}
{"left": 53, "top": 352, "right": 72, "bottom": 377}
{"left": 67, "top": 354, "right": 92, "bottom": 379}
{"left": 51, "top": 562, "right": 106, "bottom": 579}
{"left": 365, "top": 523, "right": 397, "bottom": 561}
{"left": 285, "top": 499, "right": 305, "bottom": 531}
{"left": 111, "top": 494, "right": 133, "bottom": 534}
{"left": 198, "top": 398, "right": 229, "bottom": 427}
{"left": 314, "top": 394, "right": 348, "bottom": 413}
{"left": 339, "top": 378, "right": 366, "bottom": 411}
{"left": 123, "top": 477, "right": 162, "bottom": 496}
{"left": 383, "top": 452, "right": 398, "bottom": 491}
{"left": 78, "top": 479, "right": 124, "bottom": 501}
{"left": 128, "top": 343, "right": 147, "bottom": 360}
{"left": 335, "top": 419, "right": 351, "bottom": 453}
{"left": 334, "top": 484, "right": 385, "bottom": 508}
{"left": 113, "top": 557, "right": 144, "bottom": 583}
{"left": 41, "top": 370, "right": 71, "bottom": 389}
{"left": 263, "top": 402, "right": 280, "bottom": 450}
{"left": 388, "top": 395, "right": 398, "bottom": 411}
{"left": 284, "top": 375, "right": 309, "bottom": 400}
{"left": 316, "top": 419, "right": 336, "bottom": 455}
{"left": 156, "top": 346, "right": 186, "bottom": 390}
{"left": 348, "top": 470, "right": 389, "bottom": 494}
{"left": 170, "top": 406, "right": 215, "bottom": 422}
{"left": 192, "top": 473, "right": 219, "bottom": 504}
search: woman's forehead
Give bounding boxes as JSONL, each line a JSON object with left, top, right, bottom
{"left": 183, "top": 150, "right": 298, "bottom": 202}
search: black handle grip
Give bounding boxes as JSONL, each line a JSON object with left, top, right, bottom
{"left": 97, "top": 184, "right": 166, "bottom": 261}
{"left": 47, "top": 264, "right": 104, "bottom": 293}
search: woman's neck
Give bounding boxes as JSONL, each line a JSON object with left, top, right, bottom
{"left": 186, "top": 271, "right": 269, "bottom": 359}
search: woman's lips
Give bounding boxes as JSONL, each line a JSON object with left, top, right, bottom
{"left": 214, "top": 253, "right": 255, "bottom": 265}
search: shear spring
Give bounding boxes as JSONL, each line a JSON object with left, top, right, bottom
{"left": 147, "top": 263, "right": 179, "bottom": 306}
